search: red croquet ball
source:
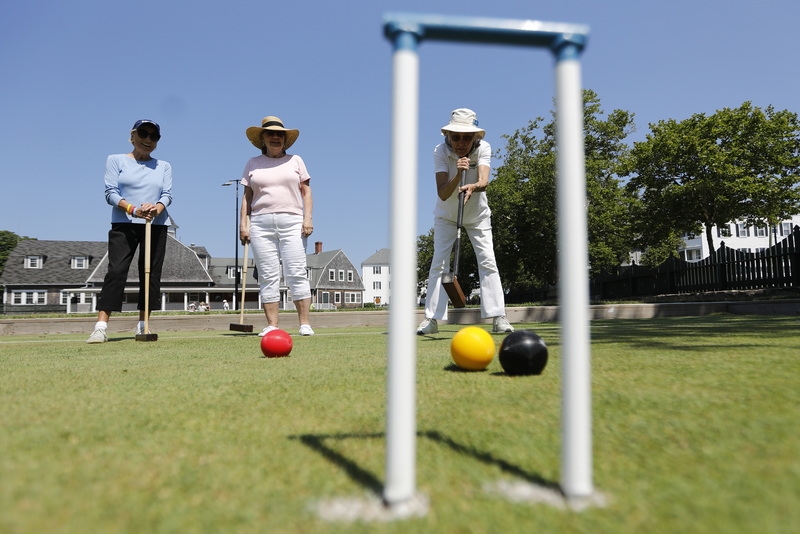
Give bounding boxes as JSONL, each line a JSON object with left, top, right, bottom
{"left": 260, "top": 329, "right": 293, "bottom": 358}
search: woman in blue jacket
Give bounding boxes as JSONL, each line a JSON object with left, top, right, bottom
{"left": 87, "top": 119, "right": 173, "bottom": 343}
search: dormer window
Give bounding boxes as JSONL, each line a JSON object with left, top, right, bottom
{"left": 226, "top": 266, "right": 241, "bottom": 279}
{"left": 71, "top": 256, "right": 89, "bottom": 269}
{"left": 25, "top": 256, "right": 43, "bottom": 269}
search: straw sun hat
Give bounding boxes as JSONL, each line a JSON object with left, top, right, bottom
{"left": 246, "top": 116, "right": 300, "bottom": 151}
{"left": 440, "top": 108, "right": 485, "bottom": 140}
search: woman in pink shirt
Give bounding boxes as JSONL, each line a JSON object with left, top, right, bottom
{"left": 240, "top": 116, "right": 314, "bottom": 337}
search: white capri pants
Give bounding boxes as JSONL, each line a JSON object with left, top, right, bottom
{"left": 424, "top": 215, "right": 506, "bottom": 320}
{"left": 249, "top": 213, "right": 311, "bottom": 304}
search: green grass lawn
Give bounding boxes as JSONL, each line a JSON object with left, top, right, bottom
{"left": 1, "top": 315, "right": 798, "bottom": 533}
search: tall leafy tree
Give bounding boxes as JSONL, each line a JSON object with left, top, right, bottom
{"left": 0, "top": 231, "right": 34, "bottom": 277}
{"left": 624, "top": 102, "right": 800, "bottom": 253}
{"left": 488, "top": 90, "right": 636, "bottom": 290}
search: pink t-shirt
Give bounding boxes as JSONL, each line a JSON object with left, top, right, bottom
{"left": 241, "top": 154, "right": 310, "bottom": 215}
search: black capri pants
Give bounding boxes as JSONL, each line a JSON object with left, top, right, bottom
{"left": 97, "top": 223, "right": 168, "bottom": 312}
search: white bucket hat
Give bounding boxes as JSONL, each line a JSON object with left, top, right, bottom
{"left": 440, "top": 108, "right": 485, "bottom": 139}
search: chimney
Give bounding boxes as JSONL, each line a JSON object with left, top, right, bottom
{"left": 315, "top": 241, "right": 322, "bottom": 254}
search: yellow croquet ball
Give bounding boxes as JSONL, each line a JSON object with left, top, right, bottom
{"left": 450, "top": 326, "right": 495, "bottom": 371}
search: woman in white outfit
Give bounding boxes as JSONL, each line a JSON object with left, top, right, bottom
{"left": 240, "top": 116, "right": 314, "bottom": 337}
{"left": 417, "top": 108, "right": 514, "bottom": 335}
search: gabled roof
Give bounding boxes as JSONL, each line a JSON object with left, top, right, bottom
{"left": 306, "top": 249, "right": 344, "bottom": 287}
{"left": 188, "top": 245, "right": 210, "bottom": 258}
{"left": 0, "top": 240, "right": 108, "bottom": 286}
{"left": 305, "top": 249, "right": 342, "bottom": 270}
{"left": 305, "top": 249, "right": 364, "bottom": 290}
{"left": 206, "top": 257, "right": 257, "bottom": 288}
{"left": 85, "top": 233, "right": 213, "bottom": 284}
{"left": 362, "top": 248, "right": 390, "bottom": 266}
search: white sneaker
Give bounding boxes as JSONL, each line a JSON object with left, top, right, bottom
{"left": 258, "top": 326, "right": 279, "bottom": 337}
{"left": 135, "top": 326, "right": 151, "bottom": 336}
{"left": 416, "top": 318, "right": 438, "bottom": 335}
{"left": 299, "top": 324, "right": 314, "bottom": 336}
{"left": 492, "top": 316, "right": 514, "bottom": 333}
{"left": 86, "top": 328, "right": 108, "bottom": 344}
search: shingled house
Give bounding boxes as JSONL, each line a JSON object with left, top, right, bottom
{"left": 305, "top": 242, "right": 365, "bottom": 309}
{"left": 0, "top": 230, "right": 213, "bottom": 314}
{"left": 0, "top": 239, "right": 109, "bottom": 314}
{"left": 1, "top": 234, "right": 364, "bottom": 314}
{"left": 82, "top": 234, "right": 214, "bottom": 312}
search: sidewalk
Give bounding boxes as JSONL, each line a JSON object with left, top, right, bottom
{"left": 1, "top": 300, "right": 797, "bottom": 336}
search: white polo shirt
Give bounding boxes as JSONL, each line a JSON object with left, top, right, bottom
{"left": 432, "top": 140, "right": 491, "bottom": 225}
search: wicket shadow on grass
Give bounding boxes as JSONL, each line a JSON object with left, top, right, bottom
{"left": 290, "top": 433, "right": 385, "bottom": 495}
{"left": 289, "top": 430, "right": 560, "bottom": 496}
{"left": 421, "top": 430, "right": 561, "bottom": 492}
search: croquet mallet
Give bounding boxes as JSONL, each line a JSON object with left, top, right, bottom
{"left": 135, "top": 219, "right": 159, "bottom": 342}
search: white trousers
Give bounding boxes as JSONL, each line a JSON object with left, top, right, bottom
{"left": 249, "top": 213, "right": 311, "bottom": 303}
{"left": 424, "top": 215, "right": 506, "bottom": 320}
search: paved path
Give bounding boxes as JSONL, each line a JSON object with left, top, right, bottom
{"left": 1, "top": 300, "right": 797, "bottom": 336}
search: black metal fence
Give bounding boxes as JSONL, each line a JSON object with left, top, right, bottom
{"left": 591, "top": 226, "right": 800, "bottom": 299}
{"left": 506, "top": 226, "right": 800, "bottom": 302}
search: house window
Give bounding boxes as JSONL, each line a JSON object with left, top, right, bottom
{"left": 71, "top": 256, "right": 89, "bottom": 269}
{"left": 373, "top": 266, "right": 382, "bottom": 275}
{"left": 717, "top": 225, "right": 732, "bottom": 238}
{"left": 328, "top": 269, "right": 335, "bottom": 281}
{"left": 345, "top": 292, "right": 361, "bottom": 304}
{"left": 685, "top": 249, "right": 701, "bottom": 261}
{"left": 736, "top": 223, "right": 749, "bottom": 238}
{"left": 373, "top": 281, "right": 381, "bottom": 290}
{"left": 347, "top": 270, "right": 354, "bottom": 282}
{"left": 226, "top": 266, "right": 241, "bottom": 279}
{"left": 781, "top": 222, "right": 792, "bottom": 236}
{"left": 338, "top": 270, "right": 345, "bottom": 281}
{"left": 12, "top": 291, "right": 47, "bottom": 305}
{"left": 755, "top": 226, "right": 767, "bottom": 238}
{"left": 61, "top": 292, "right": 89, "bottom": 305}
{"left": 334, "top": 292, "right": 341, "bottom": 304}
{"left": 25, "top": 256, "right": 43, "bottom": 269}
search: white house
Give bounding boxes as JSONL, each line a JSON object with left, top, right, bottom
{"left": 679, "top": 215, "right": 800, "bottom": 261}
{"left": 361, "top": 248, "right": 391, "bottom": 306}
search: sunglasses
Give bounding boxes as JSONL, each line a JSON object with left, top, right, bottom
{"left": 263, "top": 130, "right": 286, "bottom": 137}
{"left": 449, "top": 134, "right": 475, "bottom": 142}
{"left": 136, "top": 128, "right": 161, "bottom": 141}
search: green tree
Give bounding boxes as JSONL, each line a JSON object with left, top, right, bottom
{"left": 623, "top": 102, "right": 800, "bottom": 254}
{"left": 488, "top": 89, "right": 637, "bottom": 290}
{"left": 0, "top": 231, "right": 34, "bottom": 277}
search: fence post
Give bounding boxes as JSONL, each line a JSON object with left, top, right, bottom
{"left": 792, "top": 226, "right": 800, "bottom": 287}
{"left": 716, "top": 241, "right": 727, "bottom": 290}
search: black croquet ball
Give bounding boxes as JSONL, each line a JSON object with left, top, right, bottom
{"left": 498, "top": 330, "right": 548, "bottom": 376}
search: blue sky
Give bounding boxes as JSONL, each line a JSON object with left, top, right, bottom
{"left": 2, "top": 0, "right": 798, "bottom": 269}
